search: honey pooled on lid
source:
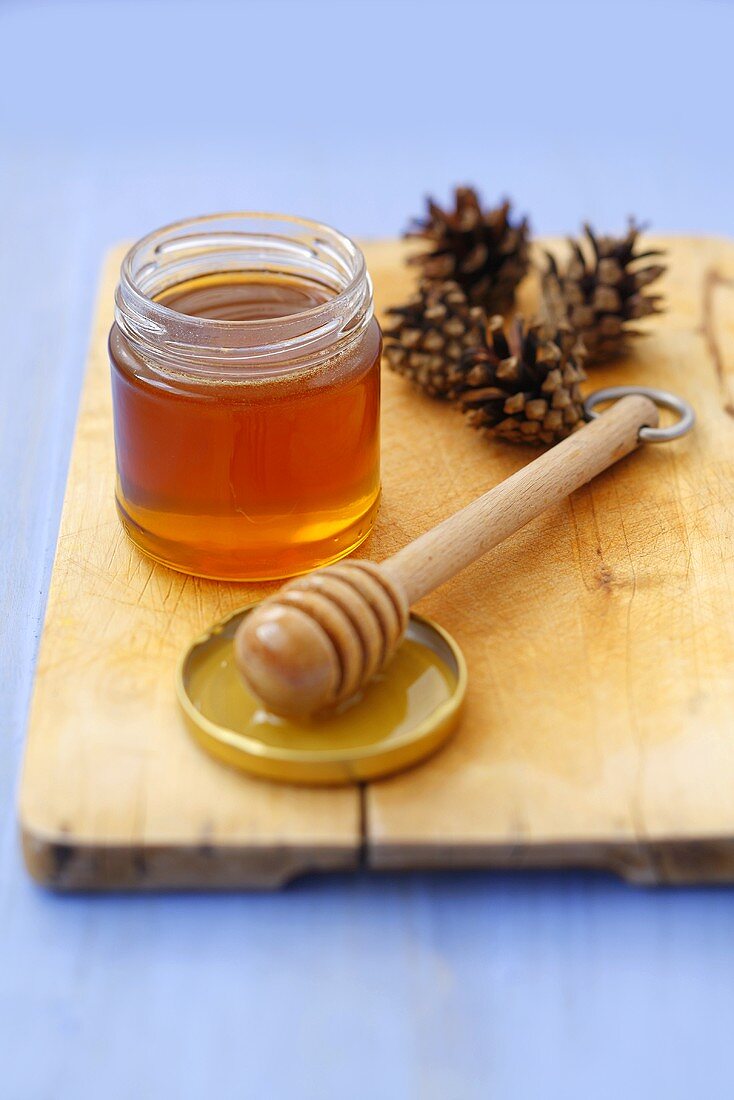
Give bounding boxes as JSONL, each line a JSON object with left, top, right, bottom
{"left": 178, "top": 607, "right": 467, "bottom": 786}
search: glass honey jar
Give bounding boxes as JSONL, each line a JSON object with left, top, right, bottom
{"left": 109, "top": 213, "right": 381, "bottom": 581}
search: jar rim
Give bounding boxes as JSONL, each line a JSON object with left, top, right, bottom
{"left": 120, "top": 210, "right": 367, "bottom": 329}
{"left": 114, "top": 211, "right": 374, "bottom": 378}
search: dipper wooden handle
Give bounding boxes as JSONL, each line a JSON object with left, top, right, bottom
{"left": 235, "top": 395, "right": 658, "bottom": 717}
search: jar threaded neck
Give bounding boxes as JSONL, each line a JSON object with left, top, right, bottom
{"left": 114, "top": 212, "right": 373, "bottom": 379}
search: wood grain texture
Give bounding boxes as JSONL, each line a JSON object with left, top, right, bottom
{"left": 19, "top": 235, "right": 734, "bottom": 888}
{"left": 384, "top": 395, "right": 659, "bottom": 604}
{"left": 19, "top": 249, "right": 361, "bottom": 890}
{"left": 368, "top": 235, "right": 734, "bottom": 885}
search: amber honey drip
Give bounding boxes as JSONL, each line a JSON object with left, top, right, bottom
{"left": 109, "top": 273, "right": 381, "bottom": 580}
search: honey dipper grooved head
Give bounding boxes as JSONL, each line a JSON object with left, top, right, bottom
{"left": 234, "top": 561, "right": 409, "bottom": 719}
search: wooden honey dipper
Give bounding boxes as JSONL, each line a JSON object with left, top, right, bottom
{"left": 235, "top": 394, "right": 665, "bottom": 718}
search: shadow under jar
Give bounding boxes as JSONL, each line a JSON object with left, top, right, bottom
{"left": 109, "top": 213, "right": 381, "bottom": 581}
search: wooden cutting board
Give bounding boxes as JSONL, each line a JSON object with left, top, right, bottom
{"left": 19, "top": 236, "right": 734, "bottom": 889}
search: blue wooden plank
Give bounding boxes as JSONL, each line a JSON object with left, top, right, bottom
{"left": 2, "top": 1, "right": 734, "bottom": 1097}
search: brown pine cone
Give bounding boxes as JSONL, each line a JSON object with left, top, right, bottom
{"left": 456, "top": 316, "right": 588, "bottom": 446}
{"left": 405, "top": 186, "right": 530, "bottom": 314}
{"left": 383, "top": 280, "right": 487, "bottom": 399}
{"left": 543, "top": 220, "right": 666, "bottom": 363}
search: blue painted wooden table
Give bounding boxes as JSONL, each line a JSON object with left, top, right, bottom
{"left": 2, "top": 2, "right": 734, "bottom": 1095}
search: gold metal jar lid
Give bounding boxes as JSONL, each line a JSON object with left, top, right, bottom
{"left": 177, "top": 606, "right": 467, "bottom": 786}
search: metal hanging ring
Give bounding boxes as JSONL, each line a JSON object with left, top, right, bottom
{"left": 583, "top": 385, "right": 696, "bottom": 443}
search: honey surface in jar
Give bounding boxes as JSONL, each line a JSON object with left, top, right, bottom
{"left": 109, "top": 273, "right": 381, "bottom": 581}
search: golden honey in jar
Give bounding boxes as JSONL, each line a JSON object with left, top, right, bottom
{"left": 109, "top": 213, "right": 381, "bottom": 581}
